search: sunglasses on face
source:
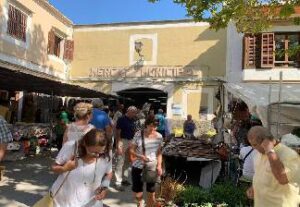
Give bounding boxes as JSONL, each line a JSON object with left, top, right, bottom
{"left": 86, "top": 149, "right": 106, "bottom": 158}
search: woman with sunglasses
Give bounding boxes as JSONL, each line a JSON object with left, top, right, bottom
{"left": 51, "top": 129, "right": 112, "bottom": 207}
{"left": 129, "top": 115, "right": 163, "bottom": 207}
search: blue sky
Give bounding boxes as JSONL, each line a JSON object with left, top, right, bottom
{"left": 49, "top": 0, "right": 189, "bottom": 25}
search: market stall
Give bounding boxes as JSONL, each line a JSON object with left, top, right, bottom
{"left": 224, "top": 82, "right": 300, "bottom": 154}
{"left": 5, "top": 123, "right": 51, "bottom": 160}
{"left": 0, "top": 66, "right": 115, "bottom": 160}
{"left": 163, "top": 137, "right": 223, "bottom": 188}
{"left": 224, "top": 83, "right": 300, "bottom": 136}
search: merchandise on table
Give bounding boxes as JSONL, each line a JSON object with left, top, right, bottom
{"left": 6, "top": 123, "right": 52, "bottom": 156}
{"left": 163, "top": 138, "right": 220, "bottom": 160}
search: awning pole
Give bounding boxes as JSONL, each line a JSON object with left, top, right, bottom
{"left": 17, "top": 91, "right": 24, "bottom": 122}
{"left": 267, "top": 77, "right": 272, "bottom": 130}
{"left": 50, "top": 90, "right": 54, "bottom": 140}
{"left": 276, "top": 72, "right": 283, "bottom": 138}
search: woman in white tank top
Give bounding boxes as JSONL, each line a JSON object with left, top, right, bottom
{"left": 62, "top": 102, "right": 94, "bottom": 144}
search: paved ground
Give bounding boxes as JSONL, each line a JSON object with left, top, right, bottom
{"left": 0, "top": 152, "right": 136, "bottom": 207}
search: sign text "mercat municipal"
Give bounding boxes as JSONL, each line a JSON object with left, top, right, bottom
{"left": 89, "top": 66, "right": 199, "bottom": 79}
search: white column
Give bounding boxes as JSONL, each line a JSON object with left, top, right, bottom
{"left": 17, "top": 91, "right": 24, "bottom": 122}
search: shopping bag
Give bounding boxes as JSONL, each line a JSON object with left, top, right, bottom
{"left": 142, "top": 168, "right": 158, "bottom": 183}
{"left": 33, "top": 192, "right": 53, "bottom": 207}
{"left": 142, "top": 161, "right": 158, "bottom": 183}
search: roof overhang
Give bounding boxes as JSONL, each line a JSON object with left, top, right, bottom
{"left": 0, "top": 64, "right": 111, "bottom": 98}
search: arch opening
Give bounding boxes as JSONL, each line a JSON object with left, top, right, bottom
{"left": 117, "top": 87, "right": 168, "bottom": 113}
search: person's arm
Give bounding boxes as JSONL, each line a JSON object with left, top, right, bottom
{"left": 51, "top": 141, "right": 77, "bottom": 174}
{"left": 183, "top": 121, "right": 187, "bottom": 133}
{"left": 128, "top": 136, "right": 148, "bottom": 162}
{"left": 114, "top": 117, "right": 123, "bottom": 155}
{"left": 156, "top": 146, "right": 163, "bottom": 176}
{"left": 115, "top": 128, "right": 123, "bottom": 155}
{"left": 192, "top": 121, "right": 196, "bottom": 130}
{"left": 95, "top": 152, "right": 113, "bottom": 200}
{"left": 51, "top": 158, "right": 77, "bottom": 174}
{"left": 62, "top": 125, "right": 69, "bottom": 144}
{"left": 105, "top": 124, "right": 113, "bottom": 140}
{"left": 94, "top": 171, "right": 112, "bottom": 201}
{"left": 246, "top": 186, "right": 254, "bottom": 199}
{"left": 104, "top": 113, "right": 113, "bottom": 139}
{"left": 267, "top": 152, "right": 289, "bottom": 184}
{"left": 261, "top": 140, "right": 288, "bottom": 185}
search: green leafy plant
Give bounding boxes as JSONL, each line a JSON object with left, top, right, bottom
{"left": 177, "top": 185, "right": 212, "bottom": 204}
{"left": 294, "top": 17, "right": 300, "bottom": 25}
{"left": 149, "top": 0, "right": 299, "bottom": 33}
{"left": 174, "top": 182, "right": 248, "bottom": 207}
{"left": 210, "top": 182, "right": 248, "bottom": 207}
{"left": 275, "top": 45, "right": 300, "bottom": 65}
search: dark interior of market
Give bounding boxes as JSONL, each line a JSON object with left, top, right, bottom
{"left": 117, "top": 87, "right": 168, "bottom": 113}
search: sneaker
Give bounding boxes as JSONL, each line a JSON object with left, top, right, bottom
{"left": 114, "top": 184, "right": 125, "bottom": 191}
{"left": 121, "top": 180, "right": 131, "bottom": 186}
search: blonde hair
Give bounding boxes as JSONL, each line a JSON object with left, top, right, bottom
{"left": 74, "top": 102, "right": 93, "bottom": 120}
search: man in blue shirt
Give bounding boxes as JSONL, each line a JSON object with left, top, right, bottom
{"left": 183, "top": 114, "right": 196, "bottom": 137}
{"left": 90, "top": 98, "right": 112, "bottom": 139}
{"left": 114, "top": 106, "right": 137, "bottom": 191}
{"left": 155, "top": 109, "right": 166, "bottom": 138}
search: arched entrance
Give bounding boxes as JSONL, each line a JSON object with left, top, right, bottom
{"left": 117, "top": 87, "right": 168, "bottom": 113}
{"left": 112, "top": 82, "right": 174, "bottom": 118}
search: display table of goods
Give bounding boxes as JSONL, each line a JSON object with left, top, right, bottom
{"left": 162, "top": 137, "right": 220, "bottom": 160}
{"left": 6, "top": 123, "right": 52, "bottom": 157}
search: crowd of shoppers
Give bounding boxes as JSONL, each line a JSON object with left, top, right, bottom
{"left": 2, "top": 97, "right": 298, "bottom": 207}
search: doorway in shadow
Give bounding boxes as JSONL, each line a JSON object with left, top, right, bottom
{"left": 117, "top": 87, "right": 167, "bottom": 113}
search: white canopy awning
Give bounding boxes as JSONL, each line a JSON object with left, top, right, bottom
{"left": 224, "top": 83, "right": 300, "bottom": 137}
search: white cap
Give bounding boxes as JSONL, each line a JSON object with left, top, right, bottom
{"left": 91, "top": 98, "right": 103, "bottom": 108}
{"left": 127, "top": 106, "right": 137, "bottom": 112}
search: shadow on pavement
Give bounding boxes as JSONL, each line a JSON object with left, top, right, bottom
{"left": 0, "top": 154, "right": 139, "bottom": 207}
{"left": 0, "top": 155, "right": 57, "bottom": 207}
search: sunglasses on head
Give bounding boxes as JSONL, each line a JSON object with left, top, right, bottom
{"left": 149, "top": 122, "right": 158, "bottom": 127}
